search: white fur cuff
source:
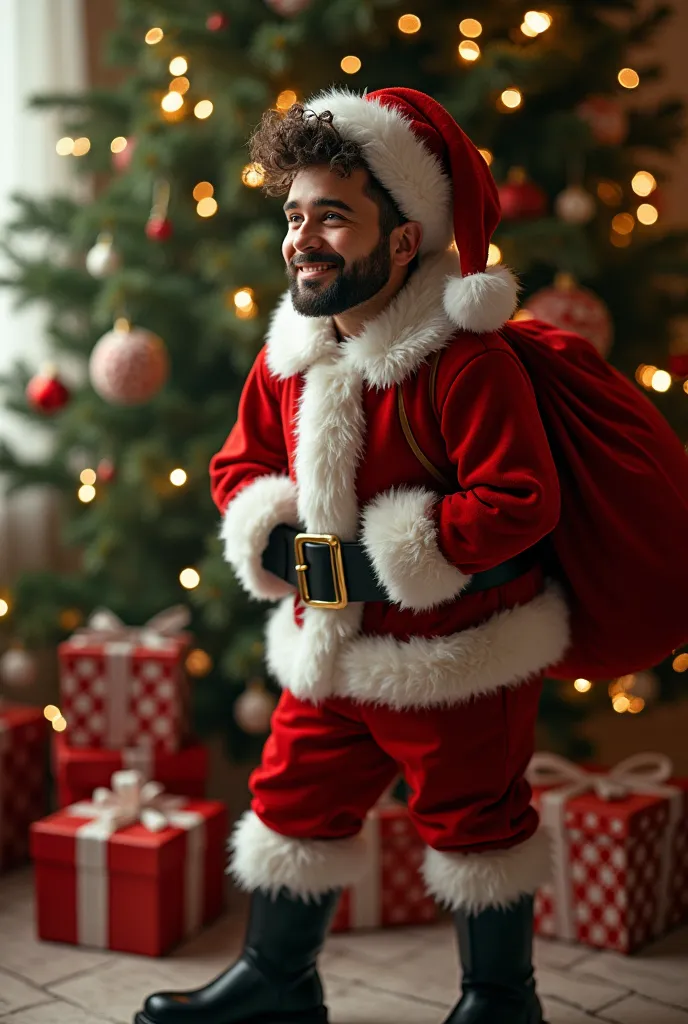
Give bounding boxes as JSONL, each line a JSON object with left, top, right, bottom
{"left": 229, "top": 811, "right": 371, "bottom": 900}
{"left": 422, "top": 828, "right": 552, "bottom": 915}
{"left": 220, "top": 474, "right": 299, "bottom": 601}
{"left": 360, "top": 486, "right": 471, "bottom": 611}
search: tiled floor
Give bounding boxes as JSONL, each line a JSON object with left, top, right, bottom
{"left": 1, "top": 869, "right": 688, "bottom": 1023}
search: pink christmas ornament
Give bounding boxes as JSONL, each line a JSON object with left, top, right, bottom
{"left": 526, "top": 277, "right": 613, "bottom": 358}
{"left": 233, "top": 679, "right": 276, "bottom": 735}
{"left": 264, "top": 0, "right": 312, "bottom": 15}
{"left": 89, "top": 325, "right": 169, "bottom": 405}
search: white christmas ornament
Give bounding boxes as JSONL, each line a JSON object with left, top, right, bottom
{"left": 555, "top": 186, "right": 596, "bottom": 225}
{"left": 86, "top": 235, "right": 120, "bottom": 278}
{"left": 89, "top": 324, "right": 169, "bottom": 405}
{"left": 234, "top": 679, "right": 276, "bottom": 734}
{"left": 265, "top": 0, "right": 312, "bottom": 15}
{"left": 0, "top": 648, "right": 38, "bottom": 688}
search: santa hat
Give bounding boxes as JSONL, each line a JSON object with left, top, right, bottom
{"left": 305, "top": 85, "right": 520, "bottom": 334}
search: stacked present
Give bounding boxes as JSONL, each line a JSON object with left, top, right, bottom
{"left": 31, "top": 769, "right": 226, "bottom": 956}
{"left": 27, "top": 604, "right": 229, "bottom": 955}
{"left": 528, "top": 752, "right": 688, "bottom": 954}
{"left": 331, "top": 797, "right": 439, "bottom": 932}
{"left": 54, "top": 605, "right": 209, "bottom": 808}
{"left": 0, "top": 704, "right": 49, "bottom": 872}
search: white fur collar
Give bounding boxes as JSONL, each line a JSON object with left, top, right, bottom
{"left": 265, "top": 248, "right": 461, "bottom": 388}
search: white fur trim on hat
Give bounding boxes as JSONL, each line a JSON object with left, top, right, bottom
{"left": 229, "top": 810, "right": 370, "bottom": 899}
{"left": 220, "top": 473, "right": 300, "bottom": 602}
{"left": 306, "top": 87, "right": 453, "bottom": 256}
{"left": 360, "top": 486, "right": 471, "bottom": 610}
{"left": 264, "top": 583, "right": 571, "bottom": 710}
{"left": 443, "top": 264, "right": 521, "bottom": 334}
{"left": 422, "top": 828, "right": 553, "bottom": 914}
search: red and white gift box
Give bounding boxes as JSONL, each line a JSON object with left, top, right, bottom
{"left": 331, "top": 801, "right": 439, "bottom": 932}
{"left": 52, "top": 731, "right": 208, "bottom": 808}
{"left": 57, "top": 605, "right": 192, "bottom": 754}
{"left": 528, "top": 752, "right": 688, "bottom": 954}
{"left": 0, "top": 704, "right": 48, "bottom": 872}
{"left": 31, "top": 770, "right": 227, "bottom": 956}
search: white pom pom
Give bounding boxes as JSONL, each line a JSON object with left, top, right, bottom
{"left": 443, "top": 264, "right": 520, "bottom": 333}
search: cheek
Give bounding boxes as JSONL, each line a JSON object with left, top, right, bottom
{"left": 282, "top": 235, "right": 294, "bottom": 262}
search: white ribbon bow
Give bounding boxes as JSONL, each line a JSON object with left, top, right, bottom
{"left": 527, "top": 751, "right": 674, "bottom": 801}
{"left": 527, "top": 751, "right": 681, "bottom": 942}
{"left": 68, "top": 769, "right": 185, "bottom": 834}
{"left": 70, "top": 604, "right": 191, "bottom": 651}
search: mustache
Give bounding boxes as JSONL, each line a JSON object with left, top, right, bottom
{"left": 290, "top": 255, "right": 344, "bottom": 270}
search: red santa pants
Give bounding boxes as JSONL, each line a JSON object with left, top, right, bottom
{"left": 249, "top": 677, "right": 543, "bottom": 855}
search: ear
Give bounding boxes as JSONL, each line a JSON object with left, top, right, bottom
{"left": 391, "top": 221, "right": 423, "bottom": 268}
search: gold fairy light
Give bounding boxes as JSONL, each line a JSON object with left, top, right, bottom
{"left": 574, "top": 678, "right": 592, "bottom": 693}
{"left": 197, "top": 197, "right": 218, "bottom": 217}
{"left": 479, "top": 148, "right": 493, "bottom": 165}
{"left": 234, "top": 288, "right": 255, "bottom": 310}
{"left": 276, "top": 90, "right": 297, "bottom": 111}
{"left": 193, "top": 181, "right": 214, "bottom": 201}
{"left": 78, "top": 484, "right": 96, "bottom": 503}
{"left": 242, "top": 163, "right": 266, "bottom": 188}
{"left": 341, "top": 56, "right": 362, "bottom": 74}
{"left": 612, "top": 212, "right": 635, "bottom": 234}
{"left": 500, "top": 88, "right": 523, "bottom": 110}
{"left": 524, "top": 11, "right": 552, "bottom": 33}
{"left": 612, "top": 693, "right": 631, "bottom": 713}
{"left": 458, "top": 40, "right": 481, "bottom": 61}
{"left": 145, "top": 27, "right": 164, "bottom": 45}
{"left": 161, "top": 92, "right": 184, "bottom": 112}
{"left": 56, "top": 137, "right": 75, "bottom": 156}
{"left": 459, "top": 18, "right": 482, "bottom": 37}
{"left": 673, "top": 653, "right": 688, "bottom": 672}
{"left": 618, "top": 68, "right": 640, "bottom": 89}
{"left": 194, "top": 100, "right": 214, "bottom": 119}
{"left": 632, "top": 171, "right": 657, "bottom": 196}
{"left": 73, "top": 138, "right": 91, "bottom": 156}
{"left": 0, "top": 599, "right": 9, "bottom": 617}
{"left": 80, "top": 468, "right": 96, "bottom": 486}
{"left": 637, "top": 203, "right": 658, "bottom": 225}
{"left": 487, "top": 244, "right": 501, "bottom": 266}
{"left": 170, "top": 469, "right": 187, "bottom": 486}
{"left": 180, "top": 568, "right": 201, "bottom": 589}
{"left": 597, "top": 181, "right": 623, "bottom": 206}
{"left": 651, "top": 369, "right": 671, "bottom": 393}
{"left": 398, "top": 14, "right": 421, "bottom": 34}
{"left": 170, "top": 77, "right": 190, "bottom": 95}
{"left": 640, "top": 365, "right": 657, "bottom": 388}
{"left": 169, "top": 56, "right": 188, "bottom": 76}
{"left": 110, "top": 137, "right": 128, "bottom": 153}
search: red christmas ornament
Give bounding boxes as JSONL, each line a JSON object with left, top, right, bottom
{"left": 112, "top": 136, "right": 136, "bottom": 173}
{"left": 97, "top": 458, "right": 117, "bottom": 483}
{"left": 668, "top": 353, "right": 688, "bottom": 379}
{"left": 145, "top": 215, "right": 173, "bottom": 242}
{"left": 26, "top": 369, "right": 70, "bottom": 414}
{"left": 525, "top": 274, "right": 614, "bottom": 359}
{"left": 206, "top": 12, "right": 229, "bottom": 30}
{"left": 576, "top": 96, "right": 628, "bottom": 146}
{"left": 498, "top": 168, "right": 548, "bottom": 221}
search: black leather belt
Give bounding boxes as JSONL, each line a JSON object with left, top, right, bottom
{"left": 261, "top": 524, "right": 539, "bottom": 608}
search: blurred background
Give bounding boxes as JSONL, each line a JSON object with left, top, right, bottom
{"left": 1, "top": 0, "right": 688, "bottom": 815}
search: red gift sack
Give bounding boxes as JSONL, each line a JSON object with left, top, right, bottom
{"left": 498, "top": 318, "right": 688, "bottom": 679}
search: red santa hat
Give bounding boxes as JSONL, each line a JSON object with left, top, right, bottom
{"left": 305, "top": 85, "right": 520, "bottom": 333}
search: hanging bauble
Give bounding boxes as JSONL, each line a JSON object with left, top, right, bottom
{"left": 26, "top": 367, "right": 71, "bottom": 414}
{"left": 89, "top": 322, "right": 169, "bottom": 406}
{"left": 206, "top": 12, "right": 229, "bottom": 30}
{"left": 145, "top": 215, "right": 173, "bottom": 242}
{"left": 526, "top": 274, "right": 613, "bottom": 358}
{"left": 0, "top": 647, "right": 38, "bottom": 688}
{"left": 86, "top": 233, "right": 120, "bottom": 278}
{"left": 576, "top": 96, "right": 628, "bottom": 146}
{"left": 112, "top": 136, "right": 136, "bottom": 173}
{"left": 233, "top": 678, "right": 276, "bottom": 735}
{"left": 264, "top": 0, "right": 312, "bottom": 15}
{"left": 498, "top": 167, "right": 548, "bottom": 221}
{"left": 555, "top": 185, "right": 596, "bottom": 225}
{"left": 97, "top": 458, "right": 117, "bottom": 483}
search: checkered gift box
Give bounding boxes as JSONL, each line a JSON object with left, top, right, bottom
{"left": 58, "top": 606, "right": 191, "bottom": 754}
{"left": 331, "top": 800, "right": 439, "bottom": 932}
{"left": 0, "top": 704, "right": 48, "bottom": 871}
{"left": 528, "top": 752, "right": 688, "bottom": 954}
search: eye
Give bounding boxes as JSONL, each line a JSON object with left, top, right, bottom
{"left": 287, "top": 212, "right": 343, "bottom": 223}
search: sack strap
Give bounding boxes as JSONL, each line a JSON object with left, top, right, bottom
{"left": 397, "top": 349, "right": 454, "bottom": 490}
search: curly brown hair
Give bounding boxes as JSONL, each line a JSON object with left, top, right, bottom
{"left": 248, "top": 103, "right": 409, "bottom": 240}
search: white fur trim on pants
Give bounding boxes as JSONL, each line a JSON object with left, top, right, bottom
{"left": 265, "top": 583, "right": 570, "bottom": 709}
{"left": 229, "top": 810, "right": 370, "bottom": 900}
{"left": 360, "top": 486, "right": 471, "bottom": 610}
{"left": 220, "top": 474, "right": 299, "bottom": 602}
{"left": 423, "top": 828, "right": 553, "bottom": 915}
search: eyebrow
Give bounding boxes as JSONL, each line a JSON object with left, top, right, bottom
{"left": 283, "top": 197, "right": 356, "bottom": 214}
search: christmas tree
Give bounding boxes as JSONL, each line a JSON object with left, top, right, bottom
{"left": 1, "top": 0, "right": 687, "bottom": 759}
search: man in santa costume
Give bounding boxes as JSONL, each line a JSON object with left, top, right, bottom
{"left": 136, "top": 87, "right": 571, "bottom": 1024}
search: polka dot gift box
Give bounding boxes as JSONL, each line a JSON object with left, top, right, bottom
{"left": 57, "top": 606, "right": 192, "bottom": 755}
{"left": 331, "top": 797, "right": 440, "bottom": 932}
{"left": 527, "top": 752, "right": 688, "bottom": 954}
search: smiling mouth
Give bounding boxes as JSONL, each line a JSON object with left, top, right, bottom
{"left": 296, "top": 264, "right": 338, "bottom": 280}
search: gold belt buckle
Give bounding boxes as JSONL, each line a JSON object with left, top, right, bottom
{"left": 294, "top": 533, "right": 348, "bottom": 609}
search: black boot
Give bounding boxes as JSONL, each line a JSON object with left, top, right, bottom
{"left": 442, "top": 894, "right": 548, "bottom": 1024}
{"left": 134, "top": 887, "right": 340, "bottom": 1024}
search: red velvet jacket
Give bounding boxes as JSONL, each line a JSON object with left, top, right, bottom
{"left": 210, "top": 249, "right": 570, "bottom": 710}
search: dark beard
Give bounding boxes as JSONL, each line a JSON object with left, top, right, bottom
{"left": 287, "top": 233, "right": 392, "bottom": 318}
